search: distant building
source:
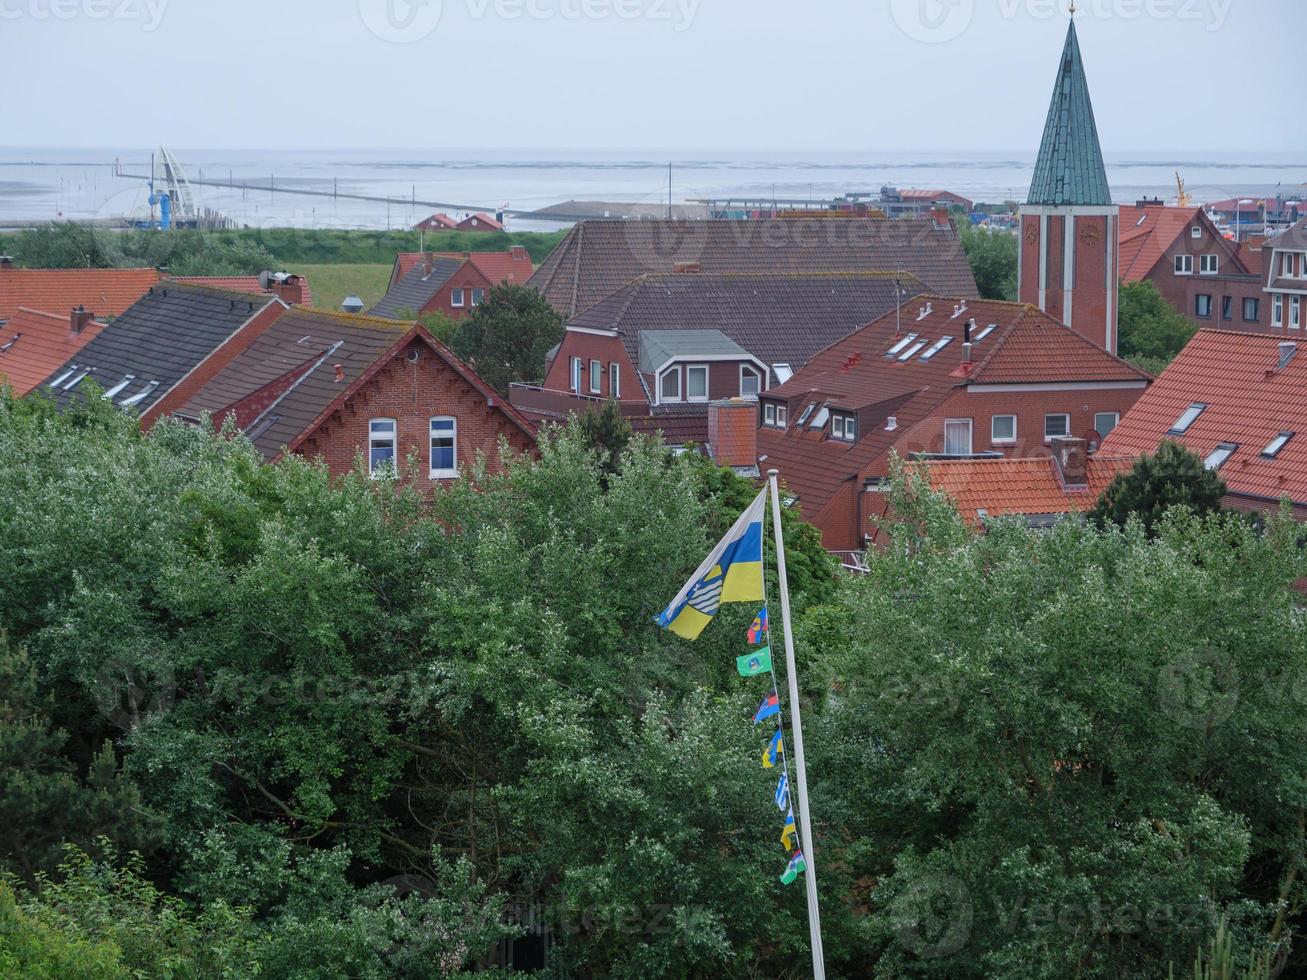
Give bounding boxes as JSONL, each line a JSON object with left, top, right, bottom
{"left": 39, "top": 282, "right": 287, "bottom": 429}
{"left": 0, "top": 306, "right": 109, "bottom": 396}
{"left": 1118, "top": 202, "right": 1264, "bottom": 330}
{"left": 1207, "top": 196, "right": 1303, "bottom": 239}
{"left": 1100, "top": 328, "right": 1307, "bottom": 520}
{"left": 757, "top": 297, "right": 1152, "bottom": 551}
{"left": 1018, "top": 19, "right": 1119, "bottom": 353}
{"left": 879, "top": 187, "right": 975, "bottom": 215}
{"left": 174, "top": 306, "right": 536, "bottom": 486}
{"left": 457, "top": 212, "right": 504, "bottom": 233}
{"left": 413, "top": 213, "right": 460, "bottom": 232}
{"left": 371, "top": 247, "right": 534, "bottom": 321}
{"left": 510, "top": 271, "right": 923, "bottom": 447}
{"left": 528, "top": 217, "right": 978, "bottom": 318}
{"left": 0, "top": 259, "right": 160, "bottom": 323}
{"left": 1263, "top": 219, "right": 1307, "bottom": 334}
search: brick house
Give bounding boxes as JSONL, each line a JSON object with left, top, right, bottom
{"left": 1100, "top": 329, "right": 1307, "bottom": 521}
{"left": 457, "top": 212, "right": 504, "bottom": 233}
{"left": 40, "top": 282, "right": 288, "bottom": 428}
{"left": 528, "top": 216, "right": 978, "bottom": 318}
{"left": 0, "top": 260, "right": 160, "bottom": 322}
{"left": 175, "top": 306, "right": 536, "bottom": 487}
{"left": 510, "top": 271, "right": 924, "bottom": 447}
{"left": 372, "top": 247, "right": 534, "bottom": 321}
{"left": 0, "top": 306, "right": 109, "bottom": 396}
{"left": 413, "top": 213, "right": 460, "bottom": 232}
{"left": 757, "top": 297, "right": 1153, "bottom": 551}
{"left": 1263, "top": 219, "right": 1307, "bottom": 334}
{"left": 1119, "top": 202, "right": 1264, "bottom": 330}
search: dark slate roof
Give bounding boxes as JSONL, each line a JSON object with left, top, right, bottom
{"left": 1027, "top": 21, "right": 1112, "bottom": 207}
{"left": 40, "top": 282, "right": 281, "bottom": 414}
{"left": 529, "top": 218, "right": 977, "bottom": 318}
{"left": 569, "top": 272, "right": 924, "bottom": 382}
{"left": 368, "top": 256, "right": 463, "bottom": 318}
{"left": 176, "top": 307, "right": 413, "bottom": 461}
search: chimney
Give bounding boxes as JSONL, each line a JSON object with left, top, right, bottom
{"left": 1052, "top": 437, "right": 1088, "bottom": 490}
{"left": 272, "top": 273, "right": 305, "bottom": 305}
{"left": 674, "top": 261, "right": 701, "bottom": 274}
{"left": 333, "top": 363, "right": 345, "bottom": 383}
{"left": 69, "top": 305, "right": 94, "bottom": 334}
{"left": 707, "top": 398, "right": 758, "bottom": 469}
{"left": 962, "top": 342, "right": 973, "bottom": 363}
{"left": 964, "top": 318, "right": 975, "bottom": 343}
{"left": 930, "top": 206, "right": 950, "bottom": 229}
{"left": 510, "top": 244, "right": 528, "bottom": 260}
{"left": 341, "top": 295, "right": 365, "bottom": 314}
{"left": 0, "top": 256, "right": 12, "bottom": 268}
{"left": 1136, "top": 197, "right": 1165, "bottom": 209}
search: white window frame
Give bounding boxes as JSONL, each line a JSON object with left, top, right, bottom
{"left": 1170, "top": 403, "right": 1207, "bottom": 434}
{"left": 429, "top": 417, "right": 457, "bottom": 479}
{"left": 101, "top": 375, "right": 135, "bottom": 400}
{"left": 1175, "top": 254, "right": 1194, "bottom": 276}
{"left": 764, "top": 402, "right": 776, "bottom": 426}
{"left": 659, "top": 366, "right": 681, "bottom": 403}
{"left": 1044, "top": 413, "right": 1071, "bottom": 442}
{"left": 1285, "top": 254, "right": 1296, "bottom": 278}
{"left": 831, "top": 415, "right": 844, "bottom": 440}
{"left": 1293, "top": 296, "right": 1302, "bottom": 330}
{"left": 1243, "top": 297, "right": 1260, "bottom": 322}
{"left": 1274, "top": 294, "right": 1284, "bottom": 327}
{"left": 470, "top": 288, "right": 485, "bottom": 307}
{"left": 451, "top": 287, "right": 465, "bottom": 308}
{"left": 1196, "top": 294, "right": 1213, "bottom": 319}
{"left": 1263, "top": 432, "right": 1294, "bottom": 458}
{"left": 739, "top": 364, "right": 762, "bottom": 400}
{"left": 1199, "top": 254, "right": 1219, "bottom": 275}
{"left": 1191, "top": 226, "right": 1203, "bottom": 239}
{"left": 1205, "top": 443, "right": 1237, "bottom": 471}
{"left": 369, "top": 418, "right": 397, "bottom": 477}
{"left": 776, "top": 404, "right": 788, "bottom": 427}
{"left": 589, "top": 359, "right": 602, "bottom": 394}
{"left": 570, "top": 356, "right": 582, "bottom": 393}
{"left": 944, "top": 418, "right": 973, "bottom": 456}
{"left": 609, "top": 362, "right": 620, "bottom": 398}
{"left": 832, "top": 413, "right": 856, "bottom": 443}
{"left": 685, "top": 364, "right": 709, "bottom": 403}
{"left": 1094, "top": 412, "right": 1120, "bottom": 438}
{"left": 991, "top": 414, "right": 1017, "bottom": 444}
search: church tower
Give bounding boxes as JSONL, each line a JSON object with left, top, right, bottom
{"left": 1019, "top": 15, "right": 1119, "bottom": 354}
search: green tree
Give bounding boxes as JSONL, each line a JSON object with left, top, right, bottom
{"left": 449, "top": 283, "right": 563, "bottom": 394}
{"left": 1090, "top": 440, "right": 1228, "bottom": 536}
{"left": 577, "top": 399, "right": 633, "bottom": 483}
{"left": 1119, "top": 280, "right": 1198, "bottom": 367}
{"left": 958, "top": 223, "right": 1018, "bottom": 301}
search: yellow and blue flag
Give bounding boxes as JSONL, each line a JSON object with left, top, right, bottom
{"left": 655, "top": 489, "right": 766, "bottom": 640}
{"left": 781, "top": 809, "right": 797, "bottom": 850}
{"left": 763, "top": 728, "right": 783, "bottom": 769}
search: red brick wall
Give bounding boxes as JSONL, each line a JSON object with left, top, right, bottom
{"left": 1046, "top": 215, "right": 1065, "bottom": 326}
{"left": 1070, "top": 215, "right": 1112, "bottom": 352}
{"left": 1019, "top": 216, "right": 1042, "bottom": 306}
{"left": 144, "top": 300, "right": 289, "bottom": 430}
{"left": 297, "top": 337, "right": 536, "bottom": 488}
{"left": 542, "top": 331, "right": 637, "bottom": 402}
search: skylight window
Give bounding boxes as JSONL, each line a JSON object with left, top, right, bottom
{"left": 119, "top": 380, "right": 160, "bottom": 408}
{"left": 796, "top": 402, "right": 816, "bottom": 426}
{"left": 62, "top": 370, "right": 89, "bottom": 390}
{"left": 1205, "top": 443, "right": 1237, "bottom": 470}
{"left": 887, "top": 333, "right": 918, "bottom": 356}
{"left": 48, "top": 366, "right": 76, "bottom": 388}
{"left": 920, "top": 337, "right": 954, "bottom": 361}
{"left": 772, "top": 363, "right": 794, "bottom": 384}
{"left": 1263, "top": 432, "right": 1294, "bottom": 458}
{"left": 973, "top": 324, "right": 997, "bottom": 342}
{"left": 1169, "top": 403, "right": 1208, "bottom": 435}
{"left": 810, "top": 405, "right": 830, "bottom": 429}
{"left": 0, "top": 334, "right": 19, "bottom": 354}
{"left": 101, "top": 375, "right": 136, "bottom": 400}
{"left": 898, "top": 342, "right": 927, "bottom": 362}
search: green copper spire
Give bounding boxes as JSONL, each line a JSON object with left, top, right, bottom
{"left": 1027, "top": 20, "right": 1112, "bottom": 207}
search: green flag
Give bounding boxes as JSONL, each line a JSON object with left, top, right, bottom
{"left": 736, "top": 647, "right": 772, "bottom": 677}
{"left": 780, "top": 850, "right": 807, "bottom": 886}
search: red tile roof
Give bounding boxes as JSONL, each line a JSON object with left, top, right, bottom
{"left": 170, "top": 275, "right": 313, "bottom": 307}
{"left": 0, "top": 267, "right": 160, "bottom": 321}
{"left": 708, "top": 400, "right": 758, "bottom": 468}
{"left": 0, "top": 307, "right": 108, "bottom": 395}
{"left": 920, "top": 455, "right": 1135, "bottom": 525}
{"left": 466, "top": 248, "right": 534, "bottom": 285}
{"left": 458, "top": 212, "right": 504, "bottom": 232}
{"left": 760, "top": 297, "right": 1150, "bottom": 523}
{"left": 413, "top": 213, "right": 460, "bottom": 231}
{"left": 1118, "top": 205, "right": 1202, "bottom": 281}
{"left": 1100, "top": 329, "right": 1307, "bottom": 506}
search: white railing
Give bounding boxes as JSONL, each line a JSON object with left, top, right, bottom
{"left": 829, "top": 550, "right": 869, "bottom": 574}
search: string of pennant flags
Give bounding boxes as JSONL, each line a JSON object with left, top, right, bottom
{"left": 654, "top": 483, "right": 825, "bottom": 976}
{"left": 741, "top": 606, "right": 807, "bottom": 886}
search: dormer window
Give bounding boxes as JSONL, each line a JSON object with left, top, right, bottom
{"left": 740, "top": 365, "right": 762, "bottom": 399}
{"left": 685, "top": 364, "right": 709, "bottom": 402}
{"left": 659, "top": 367, "right": 681, "bottom": 403}
{"left": 1169, "top": 403, "right": 1207, "bottom": 435}
{"left": 831, "top": 413, "right": 857, "bottom": 442}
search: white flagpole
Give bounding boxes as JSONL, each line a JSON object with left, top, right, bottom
{"left": 767, "top": 468, "right": 826, "bottom": 979}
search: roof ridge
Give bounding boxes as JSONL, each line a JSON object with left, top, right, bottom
{"left": 147, "top": 280, "right": 281, "bottom": 303}
{"left": 286, "top": 307, "right": 413, "bottom": 330}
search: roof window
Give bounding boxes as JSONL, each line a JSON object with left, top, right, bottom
{"left": 1205, "top": 443, "right": 1237, "bottom": 470}
{"left": 101, "top": 375, "right": 136, "bottom": 400}
{"left": 0, "top": 334, "right": 19, "bottom": 354}
{"left": 796, "top": 402, "right": 816, "bottom": 426}
{"left": 973, "top": 324, "right": 997, "bottom": 342}
{"left": 62, "top": 370, "right": 89, "bottom": 390}
{"left": 810, "top": 404, "right": 830, "bottom": 430}
{"left": 1169, "top": 403, "right": 1208, "bottom": 435}
{"left": 1263, "top": 432, "right": 1294, "bottom": 458}
{"left": 920, "top": 337, "right": 954, "bottom": 361}
{"left": 49, "top": 366, "right": 77, "bottom": 388}
{"left": 898, "top": 342, "right": 927, "bottom": 362}
{"left": 772, "top": 363, "right": 793, "bottom": 384}
{"left": 119, "top": 380, "right": 160, "bottom": 407}
{"left": 887, "top": 333, "right": 918, "bottom": 356}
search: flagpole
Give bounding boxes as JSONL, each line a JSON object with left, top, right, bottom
{"left": 767, "top": 469, "right": 826, "bottom": 979}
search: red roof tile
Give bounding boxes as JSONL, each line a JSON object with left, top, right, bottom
{"left": 920, "top": 455, "right": 1135, "bottom": 525}
{"left": 0, "top": 267, "right": 160, "bottom": 321}
{"left": 1118, "top": 205, "right": 1203, "bottom": 281}
{"left": 466, "top": 248, "right": 534, "bottom": 285}
{"left": 0, "top": 307, "right": 108, "bottom": 395}
{"left": 1100, "top": 329, "right": 1307, "bottom": 506}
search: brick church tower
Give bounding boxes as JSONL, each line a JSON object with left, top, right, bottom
{"left": 1019, "top": 17, "right": 1119, "bottom": 354}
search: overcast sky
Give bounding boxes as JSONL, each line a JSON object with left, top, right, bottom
{"left": 2, "top": 0, "right": 1302, "bottom": 153}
